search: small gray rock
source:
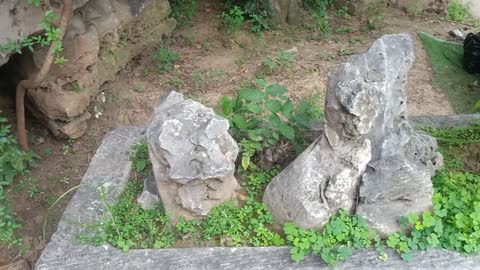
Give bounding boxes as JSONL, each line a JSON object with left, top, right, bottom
{"left": 448, "top": 29, "right": 466, "bottom": 41}
{"left": 146, "top": 91, "right": 239, "bottom": 222}
{"left": 137, "top": 173, "right": 160, "bottom": 210}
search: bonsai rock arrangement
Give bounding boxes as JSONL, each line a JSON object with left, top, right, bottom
{"left": 145, "top": 91, "right": 239, "bottom": 222}
{"left": 263, "top": 34, "right": 443, "bottom": 234}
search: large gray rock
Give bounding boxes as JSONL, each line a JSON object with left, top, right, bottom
{"left": 354, "top": 35, "right": 443, "bottom": 236}
{"left": 263, "top": 34, "right": 442, "bottom": 233}
{"left": 146, "top": 91, "right": 239, "bottom": 222}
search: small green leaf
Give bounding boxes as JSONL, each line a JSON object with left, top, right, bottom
{"left": 238, "top": 88, "right": 263, "bottom": 101}
{"left": 136, "top": 159, "right": 147, "bottom": 172}
{"left": 265, "top": 84, "right": 287, "bottom": 96}
{"left": 247, "top": 130, "right": 262, "bottom": 141}
{"left": 400, "top": 252, "right": 413, "bottom": 262}
{"left": 279, "top": 124, "right": 295, "bottom": 140}
{"left": 241, "top": 156, "right": 250, "bottom": 170}
{"left": 282, "top": 100, "right": 293, "bottom": 119}
{"left": 232, "top": 114, "right": 248, "bottom": 129}
{"left": 265, "top": 100, "right": 282, "bottom": 113}
{"left": 256, "top": 79, "right": 267, "bottom": 87}
{"left": 246, "top": 103, "right": 263, "bottom": 114}
{"left": 407, "top": 212, "right": 419, "bottom": 225}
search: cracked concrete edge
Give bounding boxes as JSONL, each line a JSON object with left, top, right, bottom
{"left": 36, "top": 118, "right": 480, "bottom": 269}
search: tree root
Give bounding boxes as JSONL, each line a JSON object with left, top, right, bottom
{"left": 16, "top": 0, "right": 73, "bottom": 151}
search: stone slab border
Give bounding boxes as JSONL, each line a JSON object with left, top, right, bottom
{"left": 36, "top": 114, "right": 480, "bottom": 270}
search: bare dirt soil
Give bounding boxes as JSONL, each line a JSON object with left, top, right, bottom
{"left": 0, "top": 2, "right": 476, "bottom": 268}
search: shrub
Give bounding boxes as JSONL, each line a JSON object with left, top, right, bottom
{"left": 219, "top": 79, "right": 323, "bottom": 170}
{"left": 222, "top": 5, "right": 245, "bottom": 34}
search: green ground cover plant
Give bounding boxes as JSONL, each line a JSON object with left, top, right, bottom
{"left": 0, "top": 117, "right": 37, "bottom": 250}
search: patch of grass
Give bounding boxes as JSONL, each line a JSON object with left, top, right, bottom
{"left": 259, "top": 50, "right": 296, "bottom": 76}
{"left": 338, "top": 48, "right": 353, "bottom": 56}
{"left": 419, "top": 32, "right": 480, "bottom": 113}
{"left": 154, "top": 48, "right": 179, "bottom": 74}
{"left": 366, "top": 3, "right": 384, "bottom": 30}
{"left": 336, "top": 6, "right": 351, "bottom": 20}
{"left": 170, "top": 76, "right": 185, "bottom": 88}
{"left": 77, "top": 180, "right": 175, "bottom": 252}
{"left": 335, "top": 26, "right": 354, "bottom": 35}
{"left": 446, "top": 0, "right": 470, "bottom": 22}
{"left": 170, "top": 0, "right": 197, "bottom": 26}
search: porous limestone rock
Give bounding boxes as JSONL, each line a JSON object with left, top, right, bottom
{"left": 263, "top": 33, "right": 442, "bottom": 233}
{"left": 146, "top": 91, "right": 239, "bottom": 222}
{"left": 0, "top": 0, "right": 175, "bottom": 138}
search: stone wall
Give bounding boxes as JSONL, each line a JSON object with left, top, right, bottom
{"left": 0, "top": 0, "right": 175, "bottom": 138}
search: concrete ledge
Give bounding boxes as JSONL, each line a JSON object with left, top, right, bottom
{"left": 36, "top": 116, "right": 480, "bottom": 270}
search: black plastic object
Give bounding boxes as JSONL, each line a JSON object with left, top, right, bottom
{"left": 464, "top": 32, "right": 480, "bottom": 74}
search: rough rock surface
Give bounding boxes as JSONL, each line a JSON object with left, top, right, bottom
{"left": 263, "top": 34, "right": 442, "bottom": 233}
{"left": 146, "top": 91, "right": 239, "bottom": 222}
{"left": 0, "top": 0, "right": 175, "bottom": 138}
{"left": 137, "top": 173, "right": 160, "bottom": 210}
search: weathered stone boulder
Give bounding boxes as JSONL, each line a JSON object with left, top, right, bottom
{"left": 263, "top": 34, "right": 442, "bottom": 234}
{"left": 146, "top": 91, "right": 239, "bottom": 222}
{"left": 1, "top": 0, "right": 175, "bottom": 138}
